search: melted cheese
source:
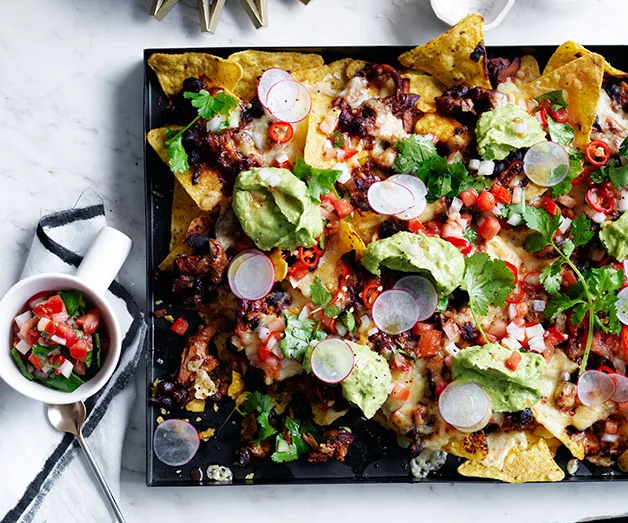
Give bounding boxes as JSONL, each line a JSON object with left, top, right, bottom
{"left": 591, "top": 90, "right": 628, "bottom": 153}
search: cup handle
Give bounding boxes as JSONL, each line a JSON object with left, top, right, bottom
{"left": 74, "top": 227, "right": 133, "bottom": 296}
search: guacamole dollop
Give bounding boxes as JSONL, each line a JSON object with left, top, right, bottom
{"left": 452, "top": 343, "right": 546, "bottom": 412}
{"left": 599, "top": 211, "right": 628, "bottom": 261}
{"left": 476, "top": 105, "right": 545, "bottom": 161}
{"left": 341, "top": 341, "right": 392, "bottom": 419}
{"left": 232, "top": 167, "right": 323, "bottom": 251}
{"left": 361, "top": 231, "right": 464, "bottom": 294}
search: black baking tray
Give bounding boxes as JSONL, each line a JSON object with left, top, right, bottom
{"left": 144, "top": 45, "right": 628, "bottom": 487}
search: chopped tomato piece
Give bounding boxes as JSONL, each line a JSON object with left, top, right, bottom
{"left": 541, "top": 197, "right": 560, "bottom": 216}
{"left": 478, "top": 215, "right": 501, "bottom": 240}
{"left": 52, "top": 354, "right": 66, "bottom": 367}
{"left": 605, "top": 420, "right": 619, "bottom": 434}
{"left": 435, "top": 381, "right": 448, "bottom": 397}
{"left": 408, "top": 218, "right": 425, "bottom": 233}
{"left": 28, "top": 353, "right": 43, "bottom": 371}
{"left": 459, "top": 188, "right": 479, "bottom": 207}
{"left": 545, "top": 327, "right": 567, "bottom": 345}
{"left": 476, "top": 190, "right": 496, "bottom": 212}
{"left": 424, "top": 220, "right": 442, "bottom": 237}
{"left": 170, "top": 317, "right": 189, "bottom": 336}
{"left": 33, "top": 295, "right": 66, "bottom": 319}
{"left": 76, "top": 309, "right": 100, "bottom": 335}
{"left": 69, "top": 340, "right": 88, "bottom": 361}
{"left": 550, "top": 107, "right": 569, "bottom": 123}
{"left": 331, "top": 197, "right": 353, "bottom": 219}
{"left": 622, "top": 325, "right": 628, "bottom": 353}
{"left": 412, "top": 322, "right": 434, "bottom": 337}
{"left": 562, "top": 268, "right": 578, "bottom": 288}
{"left": 288, "top": 260, "right": 311, "bottom": 281}
{"left": 491, "top": 185, "right": 511, "bottom": 204}
{"left": 504, "top": 350, "right": 522, "bottom": 371}
{"left": 417, "top": 330, "right": 443, "bottom": 358}
{"left": 391, "top": 353, "right": 411, "bottom": 372}
{"left": 54, "top": 323, "right": 79, "bottom": 346}
{"left": 390, "top": 383, "right": 410, "bottom": 401}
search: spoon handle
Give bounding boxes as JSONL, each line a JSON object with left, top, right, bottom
{"left": 76, "top": 431, "right": 127, "bottom": 523}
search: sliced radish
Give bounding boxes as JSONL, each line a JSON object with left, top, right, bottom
{"left": 371, "top": 289, "right": 420, "bottom": 335}
{"left": 367, "top": 181, "right": 415, "bottom": 216}
{"left": 438, "top": 381, "right": 492, "bottom": 432}
{"left": 615, "top": 287, "right": 628, "bottom": 326}
{"left": 392, "top": 275, "right": 438, "bottom": 321}
{"left": 310, "top": 338, "right": 355, "bottom": 384}
{"left": 265, "top": 80, "right": 312, "bottom": 123}
{"left": 577, "top": 370, "right": 616, "bottom": 407}
{"left": 153, "top": 419, "right": 200, "bottom": 467}
{"left": 232, "top": 252, "right": 275, "bottom": 301}
{"left": 611, "top": 374, "right": 628, "bottom": 402}
{"left": 387, "top": 174, "right": 428, "bottom": 220}
{"left": 228, "top": 250, "right": 260, "bottom": 299}
{"left": 523, "top": 141, "right": 570, "bottom": 187}
{"left": 257, "top": 68, "right": 293, "bottom": 105}
{"left": 14, "top": 310, "right": 32, "bottom": 328}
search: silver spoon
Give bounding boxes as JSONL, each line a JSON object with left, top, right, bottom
{"left": 47, "top": 402, "right": 126, "bottom": 523}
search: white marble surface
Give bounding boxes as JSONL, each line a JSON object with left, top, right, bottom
{"left": 2, "top": 0, "right": 628, "bottom": 521}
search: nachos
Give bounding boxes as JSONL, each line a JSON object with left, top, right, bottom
{"left": 147, "top": 15, "right": 628, "bottom": 481}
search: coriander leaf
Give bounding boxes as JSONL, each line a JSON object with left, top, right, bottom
{"left": 544, "top": 294, "right": 584, "bottom": 320}
{"left": 38, "top": 372, "right": 85, "bottom": 393}
{"left": 270, "top": 417, "right": 313, "bottom": 463}
{"left": 93, "top": 332, "right": 102, "bottom": 369}
{"left": 523, "top": 206, "right": 561, "bottom": 243}
{"left": 11, "top": 348, "right": 33, "bottom": 381}
{"left": 59, "top": 290, "right": 83, "bottom": 318}
{"left": 393, "top": 134, "right": 438, "bottom": 174}
{"left": 570, "top": 214, "right": 594, "bottom": 248}
{"left": 293, "top": 157, "right": 341, "bottom": 203}
{"left": 571, "top": 302, "right": 588, "bottom": 326}
{"left": 524, "top": 232, "right": 550, "bottom": 253}
{"left": 339, "top": 310, "right": 356, "bottom": 333}
{"left": 31, "top": 344, "right": 52, "bottom": 359}
{"left": 463, "top": 228, "right": 478, "bottom": 244}
{"left": 461, "top": 253, "right": 515, "bottom": 317}
{"left": 240, "top": 391, "right": 278, "bottom": 442}
{"left": 280, "top": 314, "right": 326, "bottom": 361}
{"left": 286, "top": 417, "right": 310, "bottom": 455}
{"left": 436, "top": 295, "right": 449, "bottom": 313}
{"left": 271, "top": 435, "right": 299, "bottom": 463}
{"left": 323, "top": 303, "right": 341, "bottom": 318}
{"left": 167, "top": 133, "right": 189, "bottom": 174}
{"left": 620, "top": 136, "right": 628, "bottom": 158}
{"left": 535, "top": 90, "right": 568, "bottom": 109}
{"left": 332, "top": 130, "right": 345, "bottom": 148}
{"left": 310, "top": 278, "right": 332, "bottom": 307}
{"left": 540, "top": 261, "right": 563, "bottom": 296}
{"left": 562, "top": 238, "right": 575, "bottom": 258}
{"left": 183, "top": 90, "right": 237, "bottom": 120}
{"left": 589, "top": 168, "right": 608, "bottom": 184}
{"left": 601, "top": 159, "right": 628, "bottom": 190}
{"left": 547, "top": 117, "right": 574, "bottom": 147}
{"left": 551, "top": 156, "right": 583, "bottom": 197}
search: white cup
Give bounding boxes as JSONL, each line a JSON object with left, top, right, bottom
{"left": 0, "top": 226, "right": 132, "bottom": 404}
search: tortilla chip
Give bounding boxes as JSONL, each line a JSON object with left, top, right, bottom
{"left": 185, "top": 399, "right": 206, "bottom": 412}
{"left": 458, "top": 438, "right": 564, "bottom": 483}
{"left": 524, "top": 53, "right": 605, "bottom": 149}
{"left": 312, "top": 403, "right": 349, "bottom": 426}
{"left": 544, "top": 41, "right": 627, "bottom": 78}
{"left": 444, "top": 431, "right": 489, "bottom": 461}
{"left": 170, "top": 182, "right": 211, "bottom": 250}
{"left": 515, "top": 55, "right": 541, "bottom": 84}
{"left": 158, "top": 241, "right": 191, "bottom": 272}
{"left": 531, "top": 401, "right": 585, "bottom": 460}
{"left": 398, "top": 14, "right": 491, "bottom": 89}
{"left": 269, "top": 248, "right": 288, "bottom": 281}
{"left": 303, "top": 92, "right": 338, "bottom": 169}
{"left": 293, "top": 58, "right": 368, "bottom": 95}
{"left": 337, "top": 220, "right": 366, "bottom": 259}
{"left": 228, "top": 50, "right": 324, "bottom": 100}
{"left": 147, "top": 127, "right": 224, "bottom": 211}
{"left": 402, "top": 72, "right": 446, "bottom": 112}
{"left": 227, "top": 371, "right": 245, "bottom": 399}
{"left": 619, "top": 449, "right": 628, "bottom": 472}
{"left": 414, "top": 113, "right": 466, "bottom": 144}
{"left": 148, "top": 52, "right": 243, "bottom": 96}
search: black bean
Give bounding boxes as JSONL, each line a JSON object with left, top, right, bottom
{"left": 182, "top": 77, "right": 203, "bottom": 93}
{"left": 234, "top": 448, "right": 251, "bottom": 467}
{"left": 157, "top": 380, "right": 175, "bottom": 395}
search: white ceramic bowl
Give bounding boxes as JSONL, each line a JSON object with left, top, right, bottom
{"left": 430, "top": 0, "right": 516, "bottom": 31}
{"left": 0, "top": 227, "right": 132, "bottom": 404}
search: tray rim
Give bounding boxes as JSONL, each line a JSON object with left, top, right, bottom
{"left": 144, "top": 44, "right": 628, "bottom": 487}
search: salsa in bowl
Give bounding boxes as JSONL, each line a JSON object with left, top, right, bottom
{"left": 11, "top": 290, "right": 107, "bottom": 392}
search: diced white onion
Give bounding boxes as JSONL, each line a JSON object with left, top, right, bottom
{"left": 445, "top": 342, "right": 460, "bottom": 358}
{"left": 513, "top": 122, "right": 528, "bottom": 135}
{"left": 367, "top": 327, "right": 379, "bottom": 337}
{"left": 257, "top": 326, "right": 271, "bottom": 342}
{"left": 59, "top": 359, "right": 74, "bottom": 379}
{"left": 469, "top": 159, "right": 481, "bottom": 170}
{"left": 266, "top": 334, "right": 279, "bottom": 351}
{"left": 512, "top": 187, "right": 523, "bottom": 204}
{"left": 507, "top": 322, "right": 526, "bottom": 341}
{"left": 557, "top": 194, "right": 577, "bottom": 208}
{"left": 619, "top": 190, "right": 628, "bottom": 212}
{"left": 526, "top": 324, "right": 545, "bottom": 339}
{"left": 528, "top": 335, "right": 547, "bottom": 353}
{"left": 275, "top": 152, "right": 289, "bottom": 164}
{"left": 502, "top": 337, "right": 522, "bottom": 350}
{"left": 592, "top": 212, "right": 607, "bottom": 224}
{"left": 266, "top": 173, "right": 282, "bottom": 187}
{"left": 207, "top": 115, "right": 227, "bottom": 133}
{"left": 14, "top": 311, "right": 32, "bottom": 328}
{"left": 602, "top": 433, "right": 619, "bottom": 443}
{"left": 15, "top": 339, "right": 31, "bottom": 355}
{"left": 477, "top": 160, "right": 495, "bottom": 176}
{"left": 508, "top": 304, "right": 517, "bottom": 320}
{"left": 333, "top": 162, "right": 352, "bottom": 184}
{"left": 532, "top": 300, "right": 546, "bottom": 312}
{"left": 50, "top": 335, "right": 67, "bottom": 346}
{"left": 298, "top": 307, "right": 310, "bottom": 321}
{"left": 336, "top": 324, "right": 348, "bottom": 337}
{"left": 359, "top": 314, "right": 371, "bottom": 329}
{"left": 558, "top": 216, "right": 572, "bottom": 234}
{"left": 507, "top": 213, "right": 523, "bottom": 226}
{"left": 448, "top": 197, "right": 463, "bottom": 215}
